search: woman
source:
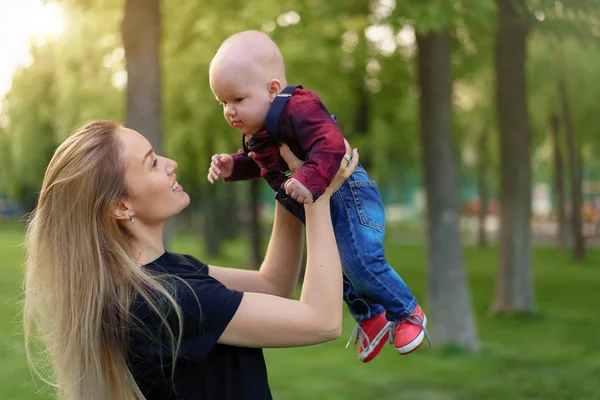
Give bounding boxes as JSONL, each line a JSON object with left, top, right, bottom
{"left": 23, "top": 120, "right": 358, "bottom": 399}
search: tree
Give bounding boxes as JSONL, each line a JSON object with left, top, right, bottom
{"left": 557, "top": 58, "right": 585, "bottom": 260}
{"left": 491, "top": 0, "right": 534, "bottom": 314}
{"left": 417, "top": 30, "right": 479, "bottom": 351}
{"left": 249, "top": 180, "right": 262, "bottom": 266}
{"left": 549, "top": 113, "right": 568, "bottom": 250}
{"left": 477, "top": 129, "right": 492, "bottom": 247}
{"left": 122, "top": 0, "right": 169, "bottom": 243}
{"left": 0, "top": 1, "right": 124, "bottom": 210}
{"left": 122, "top": 0, "right": 162, "bottom": 152}
{"left": 0, "top": 47, "right": 59, "bottom": 212}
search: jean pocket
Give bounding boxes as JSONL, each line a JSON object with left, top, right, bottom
{"left": 348, "top": 180, "right": 385, "bottom": 232}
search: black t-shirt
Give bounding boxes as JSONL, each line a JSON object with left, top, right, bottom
{"left": 128, "top": 251, "right": 272, "bottom": 399}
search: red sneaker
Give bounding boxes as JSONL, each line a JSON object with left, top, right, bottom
{"left": 346, "top": 313, "right": 393, "bottom": 363}
{"left": 390, "top": 305, "right": 430, "bottom": 355}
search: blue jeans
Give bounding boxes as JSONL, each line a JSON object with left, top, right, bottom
{"left": 277, "top": 164, "right": 418, "bottom": 322}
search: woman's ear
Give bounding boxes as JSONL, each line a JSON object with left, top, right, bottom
{"left": 268, "top": 79, "right": 282, "bottom": 102}
{"left": 113, "top": 200, "right": 132, "bottom": 222}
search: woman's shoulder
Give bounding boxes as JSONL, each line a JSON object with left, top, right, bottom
{"left": 144, "top": 251, "right": 208, "bottom": 277}
{"left": 171, "top": 252, "right": 207, "bottom": 269}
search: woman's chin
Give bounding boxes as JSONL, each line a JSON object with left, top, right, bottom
{"left": 168, "top": 192, "right": 191, "bottom": 218}
{"left": 179, "top": 192, "right": 191, "bottom": 209}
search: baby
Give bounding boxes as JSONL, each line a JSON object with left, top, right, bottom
{"left": 207, "top": 30, "right": 429, "bottom": 362}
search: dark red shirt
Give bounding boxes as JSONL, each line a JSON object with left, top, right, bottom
{"left": 225, "top": 88, "right": 346, "bottom": 200}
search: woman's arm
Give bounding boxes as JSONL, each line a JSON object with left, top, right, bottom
{"left": 208, "top": 201, "right": 304, "bottom": 298}
{"left": 216, "top": 148, "right": 359, "bottom": 348}
{"left": 208, "top": 141, "right": 352, "bottom": 298}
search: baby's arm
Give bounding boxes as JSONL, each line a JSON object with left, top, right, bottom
{"left": 286, "top": 94, "right": 346, "bottom": 201}
{"left": 283, "top": 178, "right": 314, "bottom": 204}
{"left": 207, "top": 154, "right": 234, "bottom": 183}
{"left": 207, "top": 148, "right": 261, "bottom": 184}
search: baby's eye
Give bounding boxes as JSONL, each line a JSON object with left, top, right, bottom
{"left": 152, "top": 158, "right": 158, "bottom": 168}
{"left": 234, "top": 98, "right": 244, "bottom": 103}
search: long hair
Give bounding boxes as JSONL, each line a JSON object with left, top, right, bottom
{"left": 23, "top": 121, "right": 182, "bottom": 399}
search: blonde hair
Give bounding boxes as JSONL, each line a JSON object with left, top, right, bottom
{"left": 23, "top": 121, "right": 182, "bottom": 399}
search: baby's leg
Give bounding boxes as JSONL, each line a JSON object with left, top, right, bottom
{"left": 331, "top": 164, "right": 428, "bottom": 358}
{"left": 342, "top": 274, "right": 385, "bottom": 322}
{"left": 330, "top": 165, "right": 418, "bottom": 318}
{"left": 341, "top": 273, "right": 392, "bottom": 362}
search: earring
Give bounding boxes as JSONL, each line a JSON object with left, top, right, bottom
{"left": 129, "top": 214, "right": 134, "bottom": 222}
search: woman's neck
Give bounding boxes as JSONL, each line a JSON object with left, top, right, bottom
{"left": 130, "top": 223, "right": 166, "bottom": 265}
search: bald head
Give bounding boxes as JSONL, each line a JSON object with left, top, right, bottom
{"left": 209, "top": 31, "right": 290, "bottom": 136}
{"left": 210, "top": 30, "right": 287, "bottom": 87}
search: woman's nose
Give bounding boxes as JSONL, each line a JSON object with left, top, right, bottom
{"left": 166, "top": 159, "right": 178, "bottom": 175}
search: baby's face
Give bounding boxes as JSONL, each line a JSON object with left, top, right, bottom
{"left": 210, "top": 63, "right": 273, "bottom": 136}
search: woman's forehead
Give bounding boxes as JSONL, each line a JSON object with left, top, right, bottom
{"left": 116, "top": 127, "right": 152, "bottom": 165}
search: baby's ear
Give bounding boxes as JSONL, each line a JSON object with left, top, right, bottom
{"left": 268, "top": 79, "right": 282, "bottom": 101}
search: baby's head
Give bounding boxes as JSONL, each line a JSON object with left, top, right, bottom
{"left": 210, "top": 31, "right": 287, "bottom": 136}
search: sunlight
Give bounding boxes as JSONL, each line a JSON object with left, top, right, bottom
{"left": 0, "top": 0, "right": 66, "bottom": 100}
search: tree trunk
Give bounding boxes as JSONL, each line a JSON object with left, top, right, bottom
{"left": 549, "top": 113, "right": 568, "bottom": 250}
{"left": 558, "top": 73, "right": 585, "bottom": 260}
{"left": 201, "top": 134, "right": 223, "bottom": 257}
{"left": 122, "top": 0, "right": 162, "bottom": 150}
{"left": 417, "top": 31, "right": 479, "bottom": 351}
{"left": 250, "top": 180, "right": 262, "bottom": 268}
{"left": 213, "top": 184, "right": 238, "bottom": 241}
{"left": 122, "top": 0, "right": 165, "bottom": 243}
{"left": 353, "top": 83, "right": 371, "bottom": 170}
{"left": 203, "top": 184, "right": 221, "bottom": 257}
{"left": 223, "top": 184, "right": 238, "bottom": 240}
{"left": 354, "top": 83, "right": 370, "bottom": 135}
{"left": 491, "top": 0, "right": 534, "bottom": 315}
{"left": 477, "top": 131, "right": 491, "bottom": 247}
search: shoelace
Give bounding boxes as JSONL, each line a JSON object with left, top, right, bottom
{"left": 345, "top": 323, "right": 368, "bottom": 350}
{"left": 389, "top": 313, "right": 432, "bottom": 348}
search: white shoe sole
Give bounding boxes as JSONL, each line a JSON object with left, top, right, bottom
{"left": 396, "top": 315, "right": 427, "bottom": 355}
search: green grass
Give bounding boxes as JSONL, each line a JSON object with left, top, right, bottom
{"left": 1, "top": 222, "right": 599, "bottom": 399}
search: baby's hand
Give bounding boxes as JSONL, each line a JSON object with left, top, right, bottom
{"left": 207, "top": 154, "right": 234, "bottom": 183}
{"left": 284, "top": 178, "right": 314, "bottom": 204}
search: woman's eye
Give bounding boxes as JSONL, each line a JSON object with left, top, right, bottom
{"left": 152, "top": 159, "right": 158, "bottom": 168}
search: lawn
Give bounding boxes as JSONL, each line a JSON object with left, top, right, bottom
{"left": 1, "top": 221, "right": 599, "bottom": 399}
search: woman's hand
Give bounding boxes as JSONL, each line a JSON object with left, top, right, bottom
{"left": 323, "top": 143, "right": 358, "bottom": 198}
{"left": 277, "top": 144, "right": 304, "bottom": 173}
{"left": 278, "top": 140, "right": 358, "bottom": 199}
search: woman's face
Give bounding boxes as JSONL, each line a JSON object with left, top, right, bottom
{"left": 117, "top": 127, "right": 190, "bottom": 225}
